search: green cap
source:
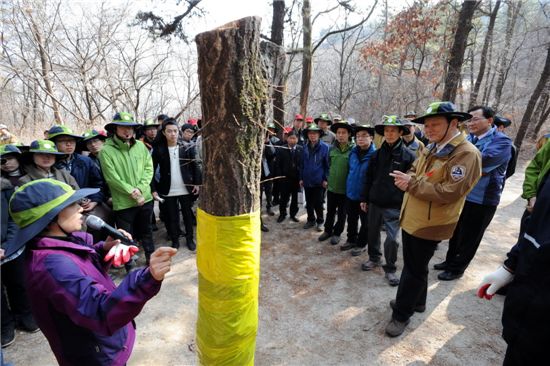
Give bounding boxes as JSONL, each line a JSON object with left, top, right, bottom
{"left": 374, "top": 115, "right": 409, "bottom": 135}
{"left": 0, "top": 144, "right": 22, "bottom": 157}
{"left": 412, "top": 101, "right": 472, "bottom": 124}
{"left": 28, "top": 140, "right": 66, "bottom": 155}
{"left": 105, "top": 112, "right": 141, "bottom": 132}
{"left": 314, "top": 113, "right": 332, "bottom": 125}
{"left": 47, "top": 125, "right": 83, "bottom": 141}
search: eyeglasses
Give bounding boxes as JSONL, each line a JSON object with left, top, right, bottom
{"left": 465, "top": 116, "right": 486, "bottom": 123}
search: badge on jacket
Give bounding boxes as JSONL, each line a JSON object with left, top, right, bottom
{"left": 450, "top": 165, "right": 466, "bottom": 181}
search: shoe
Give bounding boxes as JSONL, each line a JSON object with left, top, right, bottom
{"left": 315, "top": 223, "right": 324, "bottom": 232}
{"left": 351, "top": 247, "right": 366, "bottom": 256}
{"left": 340, "top": 241, "right": 355, "bottom": 251}
{"left": 261, "top": 223, "right": 269, "bottom": 232}
{"left": 385, "top": 318, "right": 410, "bottom": 337}
{"left": 277, "top": 215, "right": 286, "bottom": 223}
{"left": 17, "top": 315, "right": 39, "bottom": 333}
{"left": 385, "top": 272, "right": 400, "bottom": 287}
{"left": 272, "top": 199, "right": 280, "bottom": 206}
{"left": 267, "top": 208, "right": 275, "bottom": 216}
{"left": 318, "top": 232, "right": 331, "bottom": 241}
{"left": 303, "top": 221, "right": 315, "bottom": 229}
{"left": 290, "top": 216, "right": 300, "bottom": 223}
{"left": 390, "top": 299, "right": 425, "bottom": 313}
{"left": 187, "top": 238, "right": 196, "bottom": 251}
{"left": 437, "top": 271, "right": 463, "bottom": 281}
{"left": 152, "top": 223, "right": 159, "bottom": 232}
{"left": 171, "top": 240, "right": 180, "bottom": 249}
{"left": 361, "top": 260, "right": 380, "bottom": 271}
{"left": 433, "top": 261, "right": 447, "bottom": 270}
{"left": 330, "top": 235, "right": 340, "bottom": 245}
{"left": 1, "top": 326, "right": 15, "bottom": 348}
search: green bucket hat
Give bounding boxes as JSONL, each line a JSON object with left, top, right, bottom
{"left": 104, "top": 112, "right": 141, "bottom": 133}
{"left": 27, "top": 140, "right": 66, "bottom": 155}
{"left": 374, "top": 115, "right": 410, "bottom": 135}
{"left": 412, "top": 101, "right": 472, "bottom": 124}
{"left": 303, "top": 122, "right": 325, "bottom": 138}
{"left": 330, "top": 120, "right": 354, "bottom": 134}
{"left": 353, "top": 124, "right": 375, "bottom": 136}
{"left": 267, "top": 121, "right": 277, "bottom": 130}
{"left": 314, "top": 113, "right": 332, "bottom": 125}
{"left": 81, "top": 129, "right": 107, "bottom": 143}
{"left": 47, "top": 125, "right": 83, "bottom": 141}
{"left": 142, "top": 118, "right": 160, "bottom": 129}
{"left": 0, "top": 144, "right": 22, "bottom": 157}
{"left": 5, "top": 179, "right": 99, "bottom": 257}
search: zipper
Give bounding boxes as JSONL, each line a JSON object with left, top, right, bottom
{"left": 428, "top": 201, "right": 432, "bottom": 220}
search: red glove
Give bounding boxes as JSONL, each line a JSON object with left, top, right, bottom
{"left": 104, "top": 244, "right": 139, "bottom": 267}
{"left": 477, "top": 266, "right": 514, "bottom": 300}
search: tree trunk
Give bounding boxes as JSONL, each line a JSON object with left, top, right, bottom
{"left": 195, "top": 16, "right": 267, "bottom": 365}
{"left": 442, "top": 1, "right": 479, "bottom": 102}
{"left": 494, "top": 0, "right": 522, "bottom": 110}
{"left": 469, "top": 0, "right": 501, "bottom": 108}
{"left": 299, "top": 0, "right": 312, "bottom": 116}
{"left": 530, "top": 82, "right": 550, "bottom": 138}
{"left": 271, "top": 0, "right": 286, "bottom": 132}
{"left": 514, "top": 45, "right": 550, "bottom": 151}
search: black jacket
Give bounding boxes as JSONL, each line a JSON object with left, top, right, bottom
{"left": 152, "top": 143, "right": 202, "bottom": 196}
{"left": 363, "top": 139, "right": 415, "bottom": 209}
{"left": 275, "top": 144, "right": 303, "bottom": 185}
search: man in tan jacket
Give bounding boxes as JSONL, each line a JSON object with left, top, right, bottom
{"left": 385, "top": 101, "right": 482, "bottom": 337}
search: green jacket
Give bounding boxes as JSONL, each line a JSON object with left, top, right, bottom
{"left": 328, "top": 142, "right": 353, "bottom": 194}
{"left": 522, "top": 140, "right": 550, "bottom": 199}
{"left": 99, "top": 136, "right": 153, "bottom": 211}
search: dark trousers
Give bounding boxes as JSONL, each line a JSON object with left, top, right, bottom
{"left": 261, "top": 181, "right": 274, "bottom": 210}
{"left": 392, "top": 230, "right": 439, "bottom": 322}
{"left": 164, "top": 194, "right": 195, "bottom": 243}
{"left": 1, "top": 254, "right": 32, "bottom": 330}
{"left": 115, "top": 200, "right": 155, "bottom": 255}
{"left": 324, "top": 191, "right": 347, "bottom": 235}
{"left": 445, "top": 201, "right": 497, "bottom": 273}
{"left": 272, "top": 180, "right": 280, "bottom": 205}
{"left": 304, "top": 186, "right": 325, "bottom": 224}
{"left": 279, "top": 181, "right": 299, "bottom": 218}
{"left": 346, "top": 199, "right": 368, "bottom": 246}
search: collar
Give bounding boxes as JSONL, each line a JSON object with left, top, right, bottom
{"left": 436, "top": 131, "right": 462, "bottom": 153}
{"left": 429, "top": 132, "right": 466, "bottom": 157}
{"left": 470, "top": 126, "right": 495, "bottom": 142}
{"left": 32, "top": 232, "right": 96, "bottom": 255}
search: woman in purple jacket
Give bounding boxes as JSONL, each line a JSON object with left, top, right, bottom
{"left": 5, "top": 178, "right": 177, "bottom": 366}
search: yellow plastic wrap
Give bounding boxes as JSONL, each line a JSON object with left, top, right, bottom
{"left": 196, "top": 208, "right": 261, "bottom": 366}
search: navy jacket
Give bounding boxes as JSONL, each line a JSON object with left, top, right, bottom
{"left": 466, "top": 127, "right": 512, "bottom": 206}
{"left": 275, "top": 144, "right": 303, "bottom": 190}
{"left": 151, "top": 143, "right": 202, "bottom": 196}
{"left": 363, "top": 139, "right": 415, "bottom": 209}
{"left": 56, "top": 154, "right": 105, "bottom": 203}
{"left": 300, "top": 141, "right": 330, "bottom": 187}
{"left": 346, "top": 144, "right": 376, "bottom": 202}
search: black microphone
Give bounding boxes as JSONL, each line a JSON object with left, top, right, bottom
{"left": 85, "top": 215, "right": 137, "bottom": 246}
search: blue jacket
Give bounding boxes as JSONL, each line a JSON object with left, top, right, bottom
{"left": 466, "top": 127, "right": 512, "bottom": 206}
{"left": 346, "top": 144, "right": 376, "bottom": 201}
{"left": 56, "top": 154, "right": 105, "bottom": 203}
{"left": 300, "top": 141, "right": 329, "bottom": 187}
{"left": 25, "top": 232, "right": 161, "bottom": 366}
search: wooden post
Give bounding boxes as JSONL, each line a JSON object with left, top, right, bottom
{"left": 195, "top": 16, "right": 267, "bottom": 365}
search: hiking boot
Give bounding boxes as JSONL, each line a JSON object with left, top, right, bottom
{"left": 261, "top": 223, "right": 270, "bottom": 232}
{"left": 390, "top": 299, "right": 425, "bottom": 313}
{"left": 187, "top": 238, "right": 196, "bottom": 251}
{"left": 340, "top": 242, "right": 356, "bottom": 251}
{"left": 303, "top": 221, "right": 315, "bottom": 229}
{"left": 290, "top": 216, "right": 300, "bottom": 223}
{"left": 318, "top": 232, "right": 331, "bottom": 241}
{"left": 385, "top": 318, "right": 410, "bottom": 337}
{"left": 267, "top": 208, "right": 275, "bottom": 216}
{"left": 361, "top": 260, "right": 380, "bottom": 271}
{"left": 351, "top": 247, "right": 366, "bottom": 256}
{"left": 437, "top": 271, "right": 463, "bottom": 281}
{"left": 1, "top": 326, "right": 15, "bottom": 348}
{"left": 17, "top": 315, "right": 39, "bottom": 333}
{"left": 277, "top": 215, "right": 286, "bottom": 223}
{"left": 171, "top": 240, "right": 180, "bottom": 249}
{"left": 385, "top": 272, "right": 400, "bottom": 287}
{"left": 315, "top": 223, "right": 324, "bottom": 232}
{"left": 330, "top": 235, "right": 340, "bottom": 245}
{"left": 433, "top": 261, "right": 448, "bottom": 270}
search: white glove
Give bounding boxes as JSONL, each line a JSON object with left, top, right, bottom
{"left": 477, "top": 266, "right": 514, "bottom": 300}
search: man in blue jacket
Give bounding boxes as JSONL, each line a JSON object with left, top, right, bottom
{"left": 300, "top": 123, "right": 329, "bottom": 231}
{"left": 436, "top": 106, "right": 512, "bottom": 281}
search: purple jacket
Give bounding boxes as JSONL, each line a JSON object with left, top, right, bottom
{"left": 24, "top": 232, "right": 161, "bottom": 366}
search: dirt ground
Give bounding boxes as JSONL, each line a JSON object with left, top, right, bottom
{"left": 4, "top": 166, "right": 527, "bottom": 366}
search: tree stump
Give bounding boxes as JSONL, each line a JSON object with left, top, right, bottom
{"left": 195, "top": 16, "right": 267, "bottom": 366}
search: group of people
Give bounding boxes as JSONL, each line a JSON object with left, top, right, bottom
{"left": 0, "top": 99, "right": 549, "bottom": 364}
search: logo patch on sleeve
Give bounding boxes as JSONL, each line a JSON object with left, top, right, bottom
{"left": 450, "top": 165, "right": 466, "bottom": 181}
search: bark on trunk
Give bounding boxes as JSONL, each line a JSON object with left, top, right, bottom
{"left": 442, "top": 1, "right": 479, "bottom": 103}
{"left": 196, "top": 16, "right": 267, "bottom": 216}
{"left": 299, "top": 0, "right": 312, "bottom": 116}
{"left": 515, "top": 46, "right": 550, "bottom": 151}
{"left": 271, "top": 0, "right": 286, "bottom": 134}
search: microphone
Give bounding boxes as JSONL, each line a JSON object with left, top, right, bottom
{"left": 85, "top": 215, "right": 137, "bottom": 246}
